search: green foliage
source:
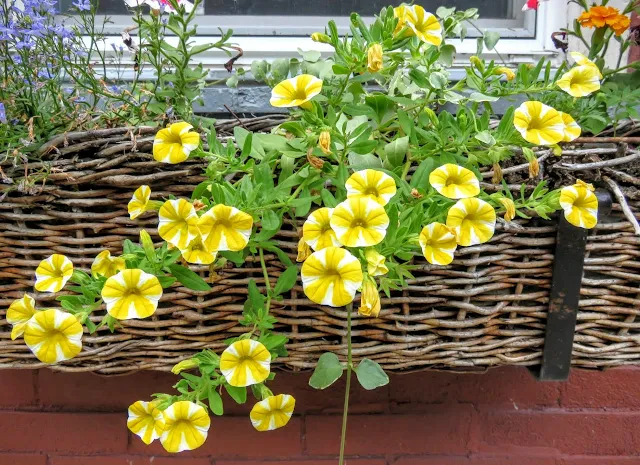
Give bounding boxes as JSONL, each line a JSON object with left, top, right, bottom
{"left": 309, "top": 353, "right": 344, "bottom": 389}
{"left": 355, "top": 359, "right": 389, "bottom": 390}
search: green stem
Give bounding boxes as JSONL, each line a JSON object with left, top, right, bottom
{"left": 338, "top": 302, "right": 353, "bottom": 465}
{"left": 258, "top": 248, "right": 272, "bottom": 315}
{"left": 401, "top": 160, "right": 412, "bottom": 180}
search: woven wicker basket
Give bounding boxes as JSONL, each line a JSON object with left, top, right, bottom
{"left": 1, "top": 117, "right": 639, "bottom": 375}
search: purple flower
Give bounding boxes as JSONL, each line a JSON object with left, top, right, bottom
{"left": 72, "top": 0, "right": 91, "bottom": 11}
{"left": 0, "top": 103, "right": 7, "bottom": 125}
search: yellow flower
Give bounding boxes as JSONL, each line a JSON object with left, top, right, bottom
{"left": 296, "top": 237, "right": 312, "bottom": 262}
{"left": 180, "top": 235, "right": 217, "bottom": 265}
{"left": 495, "top": 66, "right": 515, "bottom": 81}
{"left": 358, "top": 277, "right": 381, "bottom": 318}
{"left": 498, "top": 198, "right": 516, "bottom": 222}
{"left": 570, "top": 52, "right": 603, "bottom": 79}
{"left": 429, "top": 164, "right": 480, "bottom": 199}
{"left": 302, "top": 208, "right": 342, "bottom": 251}
{"left": 158, "top": 199, "right": 200, "bottom": 251}
{"left": 318, "top": 130, "right": 332, "bottom": 154}
{"left": 310, "top": 32, "right": 330, "bottom": 43}
{"left": 513, "top": 101, "right": 565, "bottom": 146}
{"left": 198, "top": 204, "right": 254, "bottom": 252}
{"left": 127, "top": 401, "right": 165, "bottom": 445}
{"left": 34, "top": 254, "right": 74, "bottom": 293}
{"left": 91, "top": 250, "right": 125, "bottom": 278}
{"left": 446, "top": 198, "right": 497, "bottom": 247}
{"left": 365, "top": 249, "right": 388, "bottom": 276}
{"left": 220, "top": 339, "right": 271, "bottom": 387}
{"left": 7, "top": 294, "right": 37, "bottom": 340}
{"left": 250, "top": 394, "right": 296, "bottom": 432}
{"left": 101, "top": 269, "right": 163, "bottom": 320}
{"left": 171, "top": 358, "right": 200, "bottom": 375}
{"left": 397, "top": 5, "right": 443, "bottom": 46}
{"left": 269, "top": 74, "right": 323, "bottom": 110}
{"left": 557, "top": 65, "right": 601, "bottom": 98}
{"left": 559, "top": 112, "right": 581, "bottom": 142}
{"left": 153, "top": 122, "right": 200, "bottom": 164}
{"left": 419, "top": 222, "right": 458, "bottom": 265}
{"left": 367, "top": 43, "right": 383, "bottom": 73}
{"left": 160, "top": 401, "right": 211, "bottom": 453}
{"left": 301, "top": 246, "right": 363, "bottom": 307}
{"left": 560, "top": 180, "right": 598, "bottom": 229}
{"left": 24, "top": 309, "right": 83, "bottom": 364}
{"left": 330, "top": 198, "right": 389, "bottom": 247}
{"left": 345, "top": 169, "right": 397, "bottom": 206}
{"left": 128, "top": 185, "right": 151, "bottom": 220}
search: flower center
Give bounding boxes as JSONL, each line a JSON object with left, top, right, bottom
{"left": 351, "top": 219, "right": 367, "bottom": 228}
{"left": 364, "top": 187, "right": 379, "bottom": 196}
{"left": 124, "top": 288, "right": 142, "bottom": 298}
{"left": 444, "top": 175, "right": 462, "bottom": 186}
{"left": 323, "top": 268, "right": 341, "bottom": 278}
{"left": 44, "top": 329, "right": 66, "bottom": 343}
{"left": 527, "top": 116, "right": 545, "bottom": 131}
{"left": 216, "top": 219, "right": 232, "bottom": 229}
{"left": 164, "top": 133, "right": 183, "bottom": 145}
{"left": 293, "top": 89, "right": 308, "bottom": 101}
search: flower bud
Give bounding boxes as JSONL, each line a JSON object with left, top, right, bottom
{"left": 410, "top": 188, "right": 423, "bottom": 199}
{"left": 576, "top": 179, "right": 595, "bottom": 192}
{"left": 367, "top": 43, "right": 384, "bottom": 73}
{"left": 139, "top": 229, "right": 156, "bottom": 261}
{"left": 491, "top": 163, "right": 503, "bottom": 184}
{"left": 552, "top": 144, "right": 563, "bottom": 156}
{"left": 171, "top": 358, "right": 200, "bottom": 375}
{"left": 318, "top": 130, "right": 332, "bottom": 155}
{"left": 358, "top": 277, "right": 381, "bottom": 318}
{"left": 311, "top": 32, "right": 331, "bottom": 44}
{"left": 498, "top": 197, "right": 516, "bottom": 222}
{"left": 307, "top": 150, "right": 325, "bottom": 169}
{"left": 296, "top": 238, "right": 311, "bottom": 262}
{"left": 365, "top": 249, "right": 389, "bottom": 277}
{"left": 494, "top": 66, "right": 515, "bottom": 81}
{"left": 469, "top": 55, "right": 484, "bottom": 71}
{"left": 192, "top": 199, "right": 206, "bottom": 211}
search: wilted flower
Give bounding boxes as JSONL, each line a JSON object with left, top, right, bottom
{"left": 498, "top": 198, "right": 516, "bottom": 222}
{"left": 365, "top": 249, "right": 389, "bottom": 276}
{"left": 318, "top": 130, "right": 332, "bottom": 155}
{"left": 296, "top": 237, "right": 312, "bottom": 262}
{"left": 358, "top": 276, "right": 381, "bottom": 318}
{"left": 494, "top": 67, "right": 515, "bottom": 81}
{"left": 367, "top": 43, "right": 383, "bottom": 73}
{"left": 171, "top": 358, "right": 200, "bottom": 375}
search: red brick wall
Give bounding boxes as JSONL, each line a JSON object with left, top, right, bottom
{"left": 1, "top": 366, "right": 640, "bottom": 465}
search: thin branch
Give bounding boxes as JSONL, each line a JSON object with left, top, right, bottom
{"left": 553, "top": 151, "right": 640, "bottom": 171}
{"left": 223, "top": 104, "right": 247, "bottom": 129}
{"left": 571, "top": 137, "right": 640, "bottom": 144}
{"left": 482, "top": 152, "right": 551, "bottom": 179}
{"left": 603, "top": 176, "right": 640, "bottom": 236}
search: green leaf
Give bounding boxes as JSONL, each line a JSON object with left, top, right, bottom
{"left": 208, "top": 387, "right": 224, "bottom": 415}
{"left": 224, "top": 384, "right": 247, "bottom": 404}
{"left": 468, "top": 92, "right": 499, "bottom": 102}
{"left": 309, "top": 352, "right": 344, "bottom": 390}
{"left": 168, "top": 264, "right": 211, "bottom": 291}
{"left": 261, "top": 210, "right": 280, "bottom": 231}
{"left": 428, "top": 72, "right": 447, "bottom": 89}
{"left": 157, "top": 276, "right": 177, "bottom": 288}
{"left": 273, "top": 266, "right": 299, "bottom": 296}
{"left": 226, "top": 75, "right": 239, "bottom": 88}
{"left": 355, "top": 358, "right": 389, "bottom": 390}
{"left": 383, "top": 136, "right": 409, "bottom": 168}
{"left": 474, "top": 130, "right": 496, "bottom": 146}
{"left": 300, "top": 49, "right": 322, "bottom": 63}
{"left": 438, "top": 44, "right": 456, "bottom": 67}
{"left": 483, "top": 31, "right": 500, "bottom": 50}
{"left": 410, "top": 158, "right": 435, "bottom": 188}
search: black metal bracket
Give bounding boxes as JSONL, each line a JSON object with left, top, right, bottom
{"left": 532, "top": 188, "right": 613, "bottom": 381}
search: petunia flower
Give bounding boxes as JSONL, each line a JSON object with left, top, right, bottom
{"left": 569, "top": 52, "right": 603, "bottom": 79}
{"left": 127, "top": 400, "right": 166, "bottom": 445}
{"left": 301, "top": 246, "right": 364, "bottom": 307}
{"left": 180, "top": 234, "right": 217, "bottom": 265}
{"left": 560, "top": 180, "right": 598, "bottom": 229}
{"left": 302, "top": 208, "right": 342, "bottom": 251}
{"left": 429, "top": 164, "right": 480, "bottom": 199}
{"left": 367, "top": 43, "right": 383, "bottom": 73}
{"left": 269, "top": 74, "right": 323, "bottom": 109}
{"left": 364, "top": 249, "right": 388, "bottom": 276}
{"left": 446, "top": 198, "right": 497, "bottom": 247}
{"left": 198, "top": 204, "right": 254, "bottom": 252}
{"left": 330, "top": 198, "right": 390, "bottom": 247}
{"left": 559, "top": 112, "right": 581, "bottom": 142}
{"left": 160, "top": 401, "right": 210, "bottom": 453}
{"left": 513, "top": 101, "right": 565, "bottom": 146}
{"left": 358, "top": 276, "right": 381, "bottom": 317}
{"left": 91, "top": 250, "right": 126, "bottom": 278}
{"left": 419, "top": 222, "right": 458, "bottom": 265}
{"left": 220, "top": 339, "right": 271, "bottom": 387}
{"left": 34, "top": 254, "right": 74, "bottom": 293}
{"left": 101, "top": 269, "right": 163, "bottom": 320}
{"left": 557, "top": 65, "right": 601, "bottom": 98}
{"left": 250, "top": 394, "right": 296, "bottom": 432}
{"left": 345, "top": 169, "right": 397, "bottom": 206}
{"left": 7, "top": 294, "right": 37, "bottom": 340}
{"left": 24, "top": 309, "right": 83, "bottom": 364}
{"left": 128, "top": 185, "right": 151, "bottom": 220}
{"left": 394, "top": 5, "right": 442, "bottom": 46}
{"left": 153, "top": 122, "right": 200, "bottom": 164}
{"left": 158, "top": 199, "right": 200, "bottom": 250}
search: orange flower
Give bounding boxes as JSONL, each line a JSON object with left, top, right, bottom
{"left": 578, "top": 6, "right": 630, "bottom": 36}
{"left": 608, "top": 14, "right": 630, "bottom": 36}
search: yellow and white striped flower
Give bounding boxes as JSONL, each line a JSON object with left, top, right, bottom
{"left": 419, "top": 222, "right": 458, "bottom": 265}
{"left": 7, "top": 294, "right": 37, "bottom": 340}
{"left": 559, "top": 111, "right": 581, "bottom": 142}
{"left": 158, "top": 199, "right": 199, "bottom": 251}
{"left": 446, "top": 198, "right": 497, "bottom": 247}
{"left": 365, "top": 249, "right": 388, "bottom": 276}
{"left": 302, "top": 208, "right": 342, "bottom": 251}
{"left": 198, "top": 204, "right": 254, "bottom": 252}
{"left": 128, "top": 185, "right": 151, "bottom": 220}
{"left": 250, "top": 394, "right": 296, "bottom": 432}
{"left": 180, "top": 235, "right": 217, "bottom": 265}
{"left": 395, "top": 5, "right": 442, "bottom": 46}
{"left": 34, "top": 254, "right": 74, "bottom": 293}
{"left": 101, "top": 269, "right": 163, "bottom": 320}
{"left": 301, "top": 246, "right": 364, "bottom": 307}
{"left": 330, "top": 198, "right": 389, "bottom": 247}
{"left": 160, "top": 401, "right": 210, "bottom": 453}
{"left": 560, "top": 180, "right": 599, "bottom": 229}
{"left": 24, "top": 309, "right": 83, "bottom": 364}
{"left": 270, "top": 74, "right": 323, "bottom": 110}
{"left": 570, "top": 52, "right": 603, "bottom": 79}
{"left": 513, "top": 101, "right": 565, "bottom": 146}
{"left": 127, "top": 401, "right": 165, "bottom": 445}
{"left": 557, "top": 65, "right": 601, "bottom": 98}
{"left": 91, "top": 250, "right": 126, "bottom": 278}
{"left": 345, "top": 169, "right": 397, "bottom": 206}
{"left": 153, "top": 122, "right": 200, "bottom": 164}
{"left": 429, "top": 164, "right": 480, "bottom": 199}
{"left": 220, "top": 339, "right": 271, "bottom": 387}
